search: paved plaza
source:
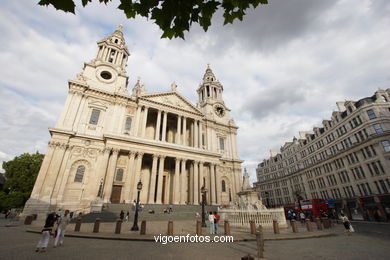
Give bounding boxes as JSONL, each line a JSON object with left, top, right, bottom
{"left": 1, "top": 217, "right": 390, "bottom": 260}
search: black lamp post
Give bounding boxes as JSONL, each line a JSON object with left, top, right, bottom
{"left": 264, "top": 191, "right": 270, "bottom": 207}
{"left": 201, "top": 186, "right": 207, "bottom": 227}
{"left": 295, "top": 191, "right": 303, "bottom": 211}
{"left": 131, "top": 180, "right": 142, "bottom": 231}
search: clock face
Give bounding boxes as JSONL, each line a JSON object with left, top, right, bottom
{"left": 214, "top": 104, "right": 225, "bottom": 117}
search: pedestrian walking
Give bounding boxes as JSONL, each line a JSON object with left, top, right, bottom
{"left": 299, "top": 211, "right": 306, "bottom": 224}
{"left": 208, "top": 211, "right": 215, "bottom": 234}
{"left": 213, "top": 211, "right": 220, "bottom": 234}
{"left": 125, "top": 211, "right": 129, "bottom": 222}
{"left": 36, "top": 212, "right": 56, "bottom": 253}
{"left": 340, "top": 213, "right": 354, "bottom": 235}
{"left": 54, "top": 210, "right": 70, "bottom": 247}
{"left": 120, "top": 210, "right": 124, "bottom": 221}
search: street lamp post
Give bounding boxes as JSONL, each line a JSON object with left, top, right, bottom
{"left": 264, "top": 191, "right": 270, "bottom": 208}
{"left": 131, "top": 180, "right": 142, "bottom": 231}
{"left": 295, "top": 191, "right": 303, "bottom": 211}
{"left": 201, "top": 186, "right": 207, "bottom": 227}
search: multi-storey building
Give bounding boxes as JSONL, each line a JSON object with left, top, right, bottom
{"left": 255, "top": 90, "right": 390, "bottom": 221}
{"left": 23, "top": 27, "right": 242, "bottom": 217}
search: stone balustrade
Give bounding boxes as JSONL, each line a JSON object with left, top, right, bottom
{"left": 219, "top": 207, "right": 287, "bottom": 229}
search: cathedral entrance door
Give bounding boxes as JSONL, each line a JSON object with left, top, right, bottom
{"left": 111, "top": 185, "right": 122, "bottom": 203}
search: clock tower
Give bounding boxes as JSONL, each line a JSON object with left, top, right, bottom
{"left": 197, "top": 64, "right": 230, "bottom": 123}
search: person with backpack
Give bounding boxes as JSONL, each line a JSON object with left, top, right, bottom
{"left": 213, "top": 211, "right": 220, "bottom": 234}
{"left": 36, "top": 212, "right": 56, "bottom": 253}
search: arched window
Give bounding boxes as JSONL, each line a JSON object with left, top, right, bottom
{"left": 222, "top": 180, "right": 226, "bottom": 192}
{"left": 115, "top": 168, "right": 124, "bottom": 181}
{"left": 74, "top": 165, "right": 85, "bottom": 182}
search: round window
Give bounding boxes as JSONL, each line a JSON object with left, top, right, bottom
{"left": 100, "top": 71, "right": 112, "bottom": 80}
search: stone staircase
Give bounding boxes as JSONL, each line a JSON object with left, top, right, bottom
{"left": 78, "top": 203, "right": 218, "bottom": 223}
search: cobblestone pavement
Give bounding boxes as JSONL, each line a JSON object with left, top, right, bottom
{"left": 0, "top": 221, "right": 389, "bottom": 260}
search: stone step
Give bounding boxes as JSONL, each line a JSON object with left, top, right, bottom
{"left": 78, "top": 203, "right": 219, "bottom": 223}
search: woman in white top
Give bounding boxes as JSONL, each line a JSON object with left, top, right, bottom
{"left": 208, "top": 212, "right": 215, "bottom": 234}
{"left": 340, "top": 213, "right": 353, "bottom": 235}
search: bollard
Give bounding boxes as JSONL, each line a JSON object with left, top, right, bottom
{"left": 24, "top": 215, "right": 33, "bottom": 225}
{"left": 93, "top": 218, "right": 101, "bottom": 233}
{"left": 167, "top": 220, "right": 173, "bottom": 235}
{"left": 250, "top": 220, "right": 256, "bottom": 234}
{"left": 323, "top": 218, "right": 331, "bottom": 229}
{"left": 224, "top": 220, "right": 231, "bottom": 236}
{"left": 196, "top": 220, "right": 202, "bottom": 235}
{"left": 74, "top": 218, "right": 82, "bottom": 232}
{"left": 115, "top": 219, "right": 122, "bottom": 234}
{"left": 273, "top": 219, "right": 280, "bottom": 234}
{"left": 140, "top": 220, "right": 146, "bottom": 235}
{"left": 256, "top": 225, "right": 265, "bottom": 259}
{"left": 291, "top": 219, "right": 298, "bottom": 233}
{"left": 315, "top": 218, "right": 323, "bottom": 230}
{"left": 241, "top": 254, "right": 255, "bottom": 260}
{"left": 305, "top": 219, "right": 313, "bottom": 232}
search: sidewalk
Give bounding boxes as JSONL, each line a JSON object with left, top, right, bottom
{"left": 25, "top": 220, "right": 338, "bottom": 242}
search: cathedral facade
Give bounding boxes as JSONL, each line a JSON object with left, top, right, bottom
{"left": 24, "top": 27, "right": 242, "bottom": 215}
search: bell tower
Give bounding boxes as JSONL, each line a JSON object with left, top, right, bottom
{"left": 78, "top": 25, "right": 130, "bottom": 94}
{"left": 197, "top": 64, "right": 224, "bottom": 106}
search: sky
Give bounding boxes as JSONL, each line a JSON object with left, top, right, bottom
{"left": 1, "top": 0, "right": 390, "bottom": 184}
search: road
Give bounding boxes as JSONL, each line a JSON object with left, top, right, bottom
{"left": 0, "top": 220, "right": 389, "bottom": 260}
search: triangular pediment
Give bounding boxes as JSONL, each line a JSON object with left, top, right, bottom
{"left": 140, "top": 91, "right": 202, "bottom": 115}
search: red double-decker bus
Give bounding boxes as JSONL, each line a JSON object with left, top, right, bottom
{"left": 297, "top": 198, "right": 328, "bottom": 217}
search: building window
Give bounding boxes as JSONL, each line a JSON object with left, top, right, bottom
{"left": 381, "top": 140, "right": 390, "bottom": 152}
{"left": 89, "top": 109, "right": 101, "bottom": 125}
{"left": 115, "top": 168, "right": 124, "bottom": 182}
{"left": 124, "top": 116, "right": 132, "bottom": 134}
{"left": 219, "top": 138, "right": 225, "bottom": 151}
{"left": 373, "top": 124, "right": 384, "bottom": 134}
{"left": 74, "top": 165, "right": 85, "bottom": 182}
{"left": 367, "top": 109, "right": 376, "bottom": 119}
{"left": 222, "top": 180, "right": 226, "bottom": 192}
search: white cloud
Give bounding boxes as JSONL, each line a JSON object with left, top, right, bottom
{"left": 1, "top": 0, "right": 390, "bottom": 185}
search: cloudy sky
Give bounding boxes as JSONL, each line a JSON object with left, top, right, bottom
{"left": 1, "top": 0, "right": 390, "bottom": 183}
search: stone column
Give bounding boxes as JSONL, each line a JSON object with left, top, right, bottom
{"left": 30, "top": 142, "right": 56, "bottom": 199}
{"left": 199, "top": 161, "right": 204, "bottom": 190}
{"left": 133, "top": 106, "right": 142, "bottom": 136}
{"left": 199, "top": 121, "right": 203, "bottom": 149}
{"left": 180, "top": 159, "right": 187, "bottom": 204}
{"left": 194, "top": 120, "right": 199, "bottom": 148}
{"left": 123, "top": 151, "right": 136, "bottom": 203}
{"left": 183, "top": 116, "right": 187, "bottom": 146}
{"left": 215, "top": 165, "right": 221, "bottom": 204}
{"left": 155, "top": 110, "right": 162, "bottom": 140}
{"left": 156, "top": 155, "right": 166, "bottom": 204}
{"left": 103, "top": 149, "right": 119, "bottom": 202}
{"left": 189, "top": 162, "right": 194, "bottom": 204}
{"left": 173, "top": 158, "right": 181, "bottom": 204}
{"left": 131, "top": 152, "right": 144, "bottom": 201}
{"left": 193, "top": 161, "right": 199, "bottom": 204}
{"left": 161, "top": 111, "right": 168, "bottom": 142}
{"left": 210, "top": 163, "right": 216, "bottom": 205}
{"left": 141, "top": 106, "right": 149, "bottom": 137}
{"left": 148, "top": 154, "right": 159, "bottom": 204}
{"left": 176, "top": 115, "right": 182, "bottom": 144}
{"left": 52, "top": 146, "right": 73, "bottom": 203}
{"left": 191, "top": 120, "right": 195, "bottom": 147}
